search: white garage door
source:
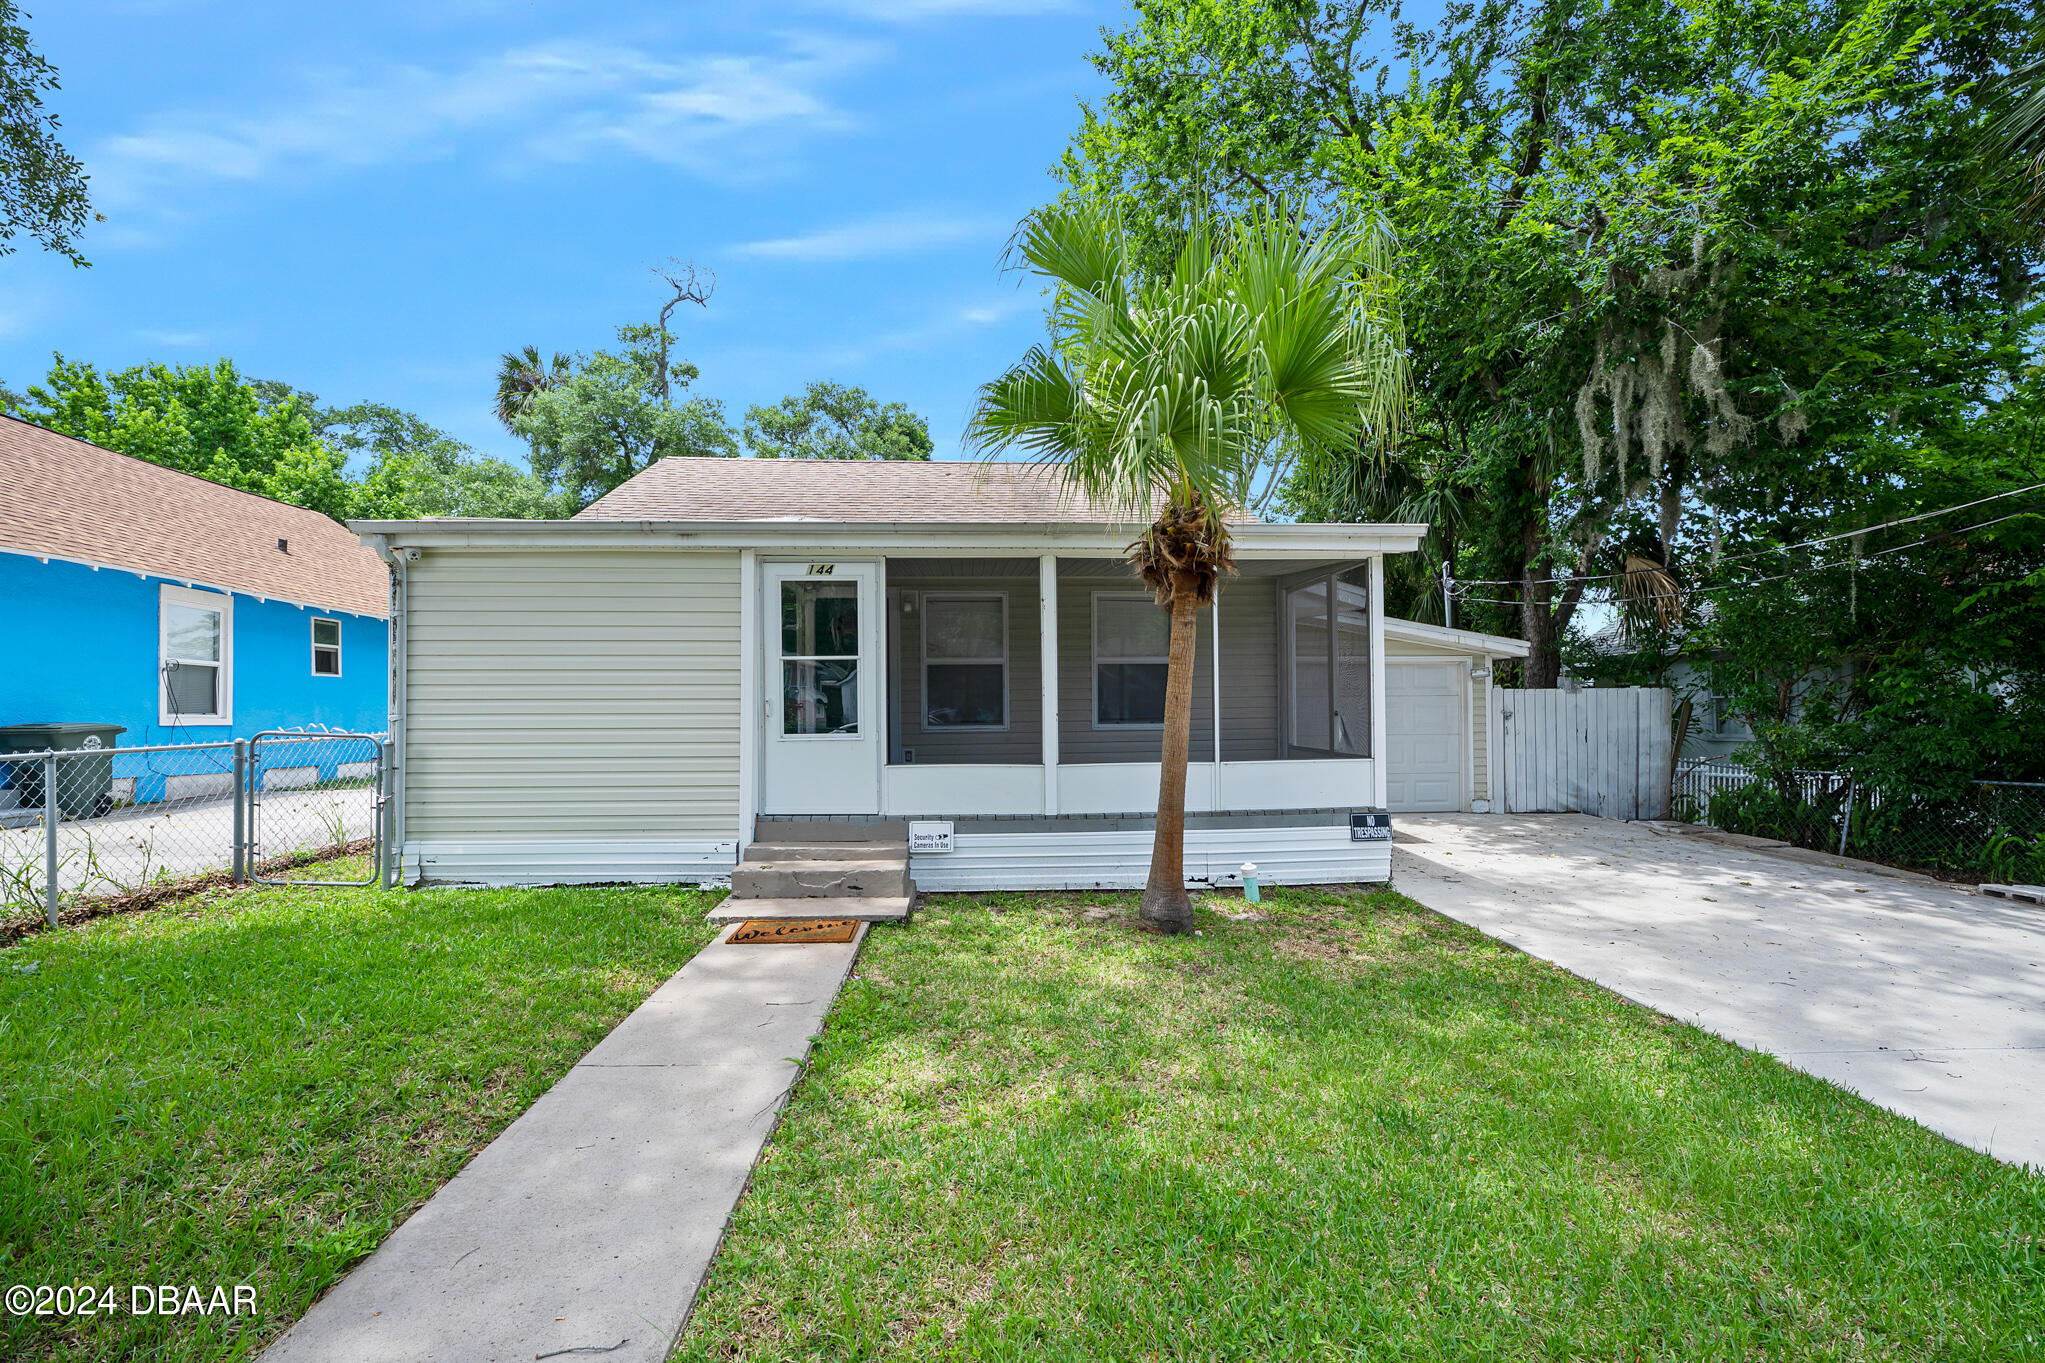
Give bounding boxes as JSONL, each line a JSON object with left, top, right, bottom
{"left": 1386, "top": 663, "right": 1465, "bottom": 812}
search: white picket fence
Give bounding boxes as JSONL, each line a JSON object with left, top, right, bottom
{"left": 1494, "top": 686, "right": 1673, "bottom": 821}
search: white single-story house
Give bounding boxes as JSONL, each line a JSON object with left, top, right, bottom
{"left": 353, "top": 458, "right": 1526, "bottom": 892}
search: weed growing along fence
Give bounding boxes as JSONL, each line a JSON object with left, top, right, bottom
{"left": 1672, "top": 759, "right": 2045, "bottom": 883}
{"left": 0, "top": 731, "right": 388, "bottom": 932}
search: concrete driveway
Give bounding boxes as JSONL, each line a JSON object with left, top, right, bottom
{"left": 1392, "top": 814, "right": 2045, "bottom": 1170}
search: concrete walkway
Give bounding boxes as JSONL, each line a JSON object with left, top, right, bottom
{"left": 262, "top": 923, "right": 866, "bottom": 1363}
{"left": 1393, "top": 814, "right": 2045, "bottom": 1170}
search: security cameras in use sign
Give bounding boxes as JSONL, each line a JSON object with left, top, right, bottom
{"left": 908, "top": 821, "right": 953, "bottom": 853}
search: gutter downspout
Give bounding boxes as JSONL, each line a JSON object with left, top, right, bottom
{"left": 369, "top": 535, "right": 408, "bottom": 887}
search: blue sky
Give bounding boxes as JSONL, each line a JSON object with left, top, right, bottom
{"left": 0, "top": 0, "right": 1120, "bottom": 464}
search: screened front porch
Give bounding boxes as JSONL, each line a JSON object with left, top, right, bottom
{"left": 876, "top": 555, "right": 1384, "bottom": 817}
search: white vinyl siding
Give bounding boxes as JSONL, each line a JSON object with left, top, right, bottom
{"left": 402, "top": 548, "right": 742, "bottom": 841}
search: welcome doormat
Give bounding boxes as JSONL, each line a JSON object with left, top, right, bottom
{"left": 729, "top": 918, "right": 861, "bottom": 944}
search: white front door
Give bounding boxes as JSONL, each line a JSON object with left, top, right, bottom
{"left": 761, "top": 560, "right": 881, "bottom": 814}
{"left": 1385, "top": 662, "right": 1467, "bottom": 812}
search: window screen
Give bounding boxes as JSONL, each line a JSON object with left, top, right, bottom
{"left": 923, "top": 595, "right": 1007, "bottom": 728}
{"left": 1095, "top": 594, "right": 1170, "bottom": 726}
{"left": 162, "top": 595, "right": 225, "bottom": 720}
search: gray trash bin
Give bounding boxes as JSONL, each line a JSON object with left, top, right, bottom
{"left": 0, "top": 723, "right": 128, "bottom": 818}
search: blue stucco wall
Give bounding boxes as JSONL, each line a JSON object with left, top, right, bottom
{"left": 1, "top": 551, "right": 387, "bottom": 801}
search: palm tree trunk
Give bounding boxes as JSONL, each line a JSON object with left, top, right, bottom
{"left": 1140, "top": 573, "right": 1201, "bottom": 933}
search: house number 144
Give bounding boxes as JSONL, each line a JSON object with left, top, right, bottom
{"left": 805, "top": 564, "right": 836, "bottom": 575}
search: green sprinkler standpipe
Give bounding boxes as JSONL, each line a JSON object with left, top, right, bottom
{"left": 1241, "top": 862, "right": 1260, "bottom": 904}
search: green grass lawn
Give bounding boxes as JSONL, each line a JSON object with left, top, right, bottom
{"left": 0, "top": 861, "right": 722, "bottom": 1362}
{"left": 675, "top": 887, "right": 2045, "bottom": 1362}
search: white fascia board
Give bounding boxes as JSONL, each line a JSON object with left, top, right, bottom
{"left": 348, "top": 519, "right": 1429, "bottom": 559}
{"left": 1383, "top": 615, "right": 1533, "bottom": 657}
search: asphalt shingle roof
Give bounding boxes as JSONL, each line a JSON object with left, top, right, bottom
{"left": 0, "top": 415, "right": 388, "bottom": 618}
{"left": 576, "top": 456, "right": 1161, "bottom": 524}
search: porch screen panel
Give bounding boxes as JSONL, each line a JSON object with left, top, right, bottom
{"left": 1285, "top": 566, "right": 1371, "bottom": 757}
{"left": 1287, "top": 581, "right": 1331, "bottom": 750}
{"left": 1332, "top": 567, "right": 1371, "bottom": 754}
{"left": 781, "top": 581, "right": 859, "bottom": 735}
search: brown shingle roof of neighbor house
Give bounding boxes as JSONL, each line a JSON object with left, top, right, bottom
{"left": 0, "top": 415, "right": 389, "bottom": 618}
{"left": 576, "top": 456, "right": 1196, "bottom": 524}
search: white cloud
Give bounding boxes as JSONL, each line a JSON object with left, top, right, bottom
{"left": 809, "top": 294, "right": 1031, "bottom": 367}
{"left": 89, "top": 34, "right": 883, "bottom": 226}
{"left": 731, "top": 212, "right": 1003, "bottom": 263}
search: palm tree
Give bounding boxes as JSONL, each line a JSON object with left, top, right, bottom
{"left": 494, "top": 346, "right": 571, "bottom": 433}
{"left": 1993, "top": 54, "right": 2045, "bottom": 221}
{"left": 967, "top": 200, "right": 1406, "bottom": 933}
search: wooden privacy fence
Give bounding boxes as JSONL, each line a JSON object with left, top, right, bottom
{"left": 1493, "top": 687, "right": 1673, "bottom": 821}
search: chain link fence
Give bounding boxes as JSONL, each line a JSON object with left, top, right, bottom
{"left": 1673, "top": 758, "right": 2045, "bottom": 884}
{"left": 1, "top": 731, "right": 387, "bottom": 933}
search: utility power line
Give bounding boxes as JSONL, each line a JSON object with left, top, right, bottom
{"left": 1450, "top": 507, "right": 2042, "bottom": 605}
{"left": 1451, "top": 482, "right": 2045, "bottom": 589}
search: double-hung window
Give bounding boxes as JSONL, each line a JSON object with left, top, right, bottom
{"left": 1093, "top": 592, "right": 1170, "bottom": 727}
{"left": 922, "top": 594, "right": 1008, "bottom": 729}
{"left": 312, "top": 618, "right": 342, "bottom": 676}
{"left": 160, "top": 585, "right": 232, "bottom": 725}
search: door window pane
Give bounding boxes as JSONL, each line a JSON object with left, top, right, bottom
{"left": 166, "top": 662, "right": 219, "bottom": 716}
{"left": 784, "top": 659, "right": 859, "bottom": 735}
{"left": 782, "top": 581, "right": 859, "bottom": 657}
{"left": 1288, "top": 581, "right": 1331, "bottom": 749}
{"left": 165, "top": 603, "right": 221, "bottom": 661}
{"left": 1097, "top": 661, "right": 1168, "bottom": 725}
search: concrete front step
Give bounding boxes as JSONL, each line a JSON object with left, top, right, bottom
{"left": 708, "top": 895, "right": 911, "bottom": 924}
{"left": 755, "top": 819, "right": 908, "bottom": 843}
{"left": 743, "top": 841, "right": 908, "bottom": 863}
{"left": 731, "top": 856, "right": 912, "bottom": 900}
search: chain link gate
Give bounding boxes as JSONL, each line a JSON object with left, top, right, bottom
{"left": 247, "top": 731, "right": 388, "bottom": 887}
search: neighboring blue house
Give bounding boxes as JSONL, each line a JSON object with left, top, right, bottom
{"left": 0, "top": 416, "right": 388, "bottom": 806}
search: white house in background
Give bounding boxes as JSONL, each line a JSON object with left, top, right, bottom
{"left": 352, "top": 458, "right": 1518, "bottom": 893}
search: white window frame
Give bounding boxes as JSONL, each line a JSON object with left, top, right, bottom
{"left": 159, "top": 584, "right": 233, "bottom": 726}
{"left": 1091, "top": 591, "right": 1170, "bottom": 730}
{"left": 920, "top": 592, "right": 1010, "bottom": 732}
{"left": 311, "top": 616, "right": 343, "bottom": 678}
